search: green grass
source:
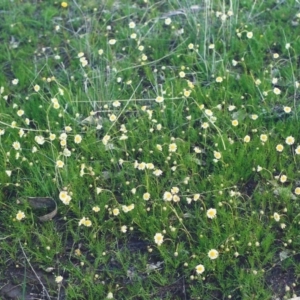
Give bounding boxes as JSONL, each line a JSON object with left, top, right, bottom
{"left": 1, "top": 0, "right": 300, "bottom": 299}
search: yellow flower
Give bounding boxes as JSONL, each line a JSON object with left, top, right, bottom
{"left": 279, "top": 175, "right": 287, "bottom": 183}
{"left": 121, "top": 225, "right": 127, "bottom": 233}
{"left": 153, "top": 169, "right": 163, "bottom": 176}
{"left": 146, "top": 163, "right": 154, "bottom": 169}
{"left": 56, "top": 160, "right": 64, "bottom": 168}
{"left": 16, "top": 210, "right": 25, "bottom": 221}
{"left": 156, "top": 144, "right": 162, "bottom": 151}
{"left": 61, "top": 2, "right": 68, "bottom": 8}
{"left": 232, "top": 120, "right": 238, "bottom": 126}
{"left": 173, "top": 195, "right": 180, "bottom": 202}
{"left": 17, "top": 110, "right": 24, "bottom": 117}
{"left": 285, "top": 136, "right": 295, "bottom": 145}
{"left": 184, "top": 90, "right": 191, "bottom": 97}
{"left": 33, "top": 84, "right": 40, "bottom": 92}
{"left": 155, "top": 96, "right": 164, "bottom": 103}
{"left": 171, "top": 187, "right": 179, "bottom": 194}
{"left": 74, "top": 134, "right": 82, "bottom": 144}
{"left": 202, "top": 122, "right": 209, "bottom": 129}
{"left": 49, "top": 133, "right": 56, "bottom": 141}
{"left": 143, "top": 193, "right": 150, "bottom": 200}
{"left": 154, "top": 233, "right": 164, "bottom": 246}
{"left": 243, "top": 135, "right": 251, "bottom": 143}
{"left": 12, "top": 141, "right": 21, "bottom": 151}
{"left": 35, "top": 135, "right": 45, "bottom": 145}
{"left": 137, "top": 162, "right": 146, "bottom": 170}
{"left": 260, "top": 134, "right": 268, "bottom": 142}
{"left": 65, "top": 126, "right": 72, "bottom": 133}
{"left": 92, "top": 206, "right": 100, "bottom": 212}
{"left": 130, "top": 34, "right": 137, "bottom": 41}
{"left": 207, "top": 208, "right": 217, "bottom": 219}
{"left": 164, "top": 18, "right": 172, "bottom": 25}
{"left": 169, "top": 143, "right": 177, "bottom": 152}
{"left": 246, "top": 31, "right": 253, "bottom": 39}
{"left": 163, "top": 191, "right": 173, "bottom": 201}
{"left": 188, "top": 43, "right": 194, "bottom": 50}
{"left": 195, "top": 264, "right": 205, "bottom": 274}
{"left": 84, "top": 219, "right": 92, "bottom": 227}
{"left": 213, "top": 151, "right": 221, "bottom": 160}
{"left": 294, "top": 187, "right": 300, "bottom": 195}
{"left": 208, "top": 249, "right": 219, "bottom": 260}
{"left": 78, "top": 217, "right": 91, "bottom": 227}
{"left": 102, "top": 135, "right": 110, "bottom": 145}
{"left": 59, "top": 191, "right": 71, "bottom": 205}
{"left": 193, "top": 194, "right": 200, "bottom": 201}
{"left": 75, "top": 248, "right": 81, "bottom": 256}
{"left": 129, "top": 21, "right": 136, "bottom": 28}
{"left": 108, "top": 39, "right": 116, "bottom": 45}
{"left": 204, "top": 109, "right": 213, "bottom": 116}
{"left": 179, "top": 71, "right": 185, "bottom": 78}
{"left": 112, "top": 208, "right": 120, "bottom": 216}
{"left": 55, "top": 275, "right": 63, "bottom": 283}
{"left": 273, "top": 87, "right": 281, "bottom": 95}
{"left": 273, "top": 212, "right": 280, "bottom": 222}
{"left": 276, "top": 144, "right": 284, "bottom": 152}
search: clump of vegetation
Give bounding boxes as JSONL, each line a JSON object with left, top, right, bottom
{"left": 1, "top": 0, "right": 300, "bottom": 299}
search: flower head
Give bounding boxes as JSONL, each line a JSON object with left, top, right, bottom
{"left": 16, "top": 210, "right": 25, "bottom": 221}
{"left": 55, "top": 275, "right": 63, "bottom": 284}
{"left": 112, "top": 208, "right": 120, "bottom": 216}
{"left": 165, "top": 18, "right": 172, "bottom": 25}
{"left": 294, "top": 187, "right": 300, "bottom": 195}
{"left": 143, "top": 193, "right": 150, "bottom": 200}
{"left": 163, "top": 191, "right": 173, "bottom": 201}
{"left": 276, "top": 144, "right": 284, "bottom": 152}
{"left": 108, "top": 39, "right": 116, "bottom": 45}
{"left": 154, "top": 233, "right": 164, "bottom": 246}
{"left": 207, "top": 208, "right": 217, "bottom": 219}
{"left": 59, "top": 191, "right": 71, "bottom": 205}
{"left": 208, "top": 249, "right": 219, "bottom": 260}
{"left": 273, "top": 87, "right": 281, "bottom": 95}
{"left": 246, "top": 31, "right": 253, "bottom": 39}
{"left": 74, "top": 134, "right": 82, "bottom": 144}
{"left": 35, "top": 136, "right": 45, "bottom": 145}
{"left": 155, "top": 96, "right": 164, "bottom": 103}
{"left": 79, "top": 217, "right": 92, "bottom": 227}
{"left": 129, "top": 21, "right": 136, "bottom": 28}
{"left": 92, "top": 206, "right": 100, "bottom": 212}
{"left": 56, "top": 160, "right": 64, "bottom": 168}
{"left": 285, "top": 136, "right": 295, "bottom": 145}
{"left": 213, "top": 151, "right": 221, "bottom": 160}
{"left": 244, "top": 135, "right": 251, "bottom": 143}
{"left": 33, "top": 85, "right": 40, "bottom": 92}
{"left": 195, "top": 264, "right": 205, "bottom": 274}
{"left": 12, "top": 141, "right": 21, "bottom": 151}
{"left": 169, "top": 143, "right": 177, "bottom": 152}
{"left": 260, "top": 134, "right": 268, "bottom": 142}
{"left": 273, "top": 212, "right": 280, "bottom": 222}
